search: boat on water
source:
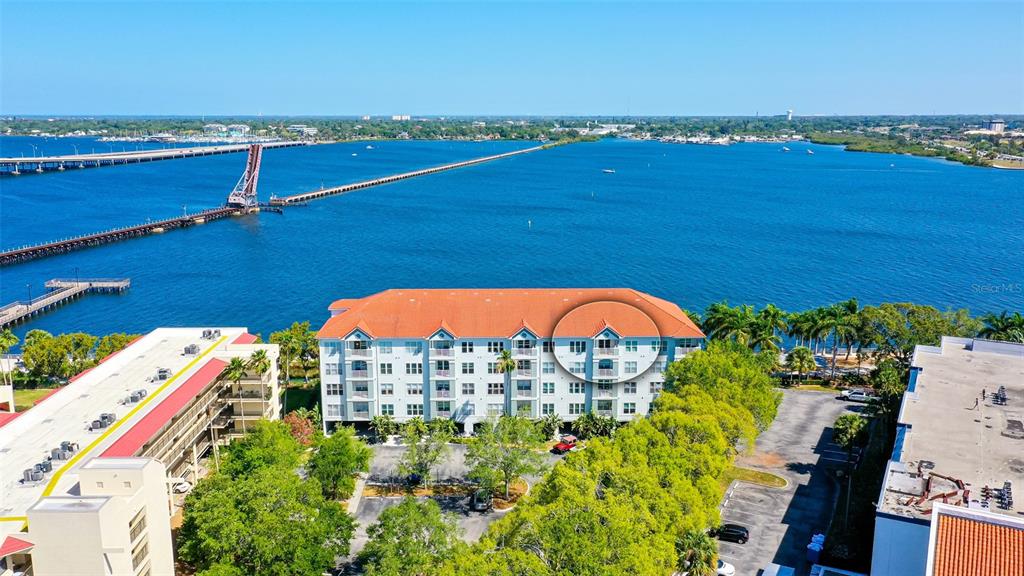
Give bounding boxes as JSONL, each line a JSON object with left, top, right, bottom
{"left": 782, "top": 146, "right": 790, "bottom": 152}
{"left": 351, "top": 153, "right": 358, "bottom": 156}
{"left": 602, "top": 169, "right": 615, "bottom": 174}
{"left": 366, "top": 145, "right": 374, "bottom": 150}
{"left": 806, "top": 149, "right": 815, "bottom": 155}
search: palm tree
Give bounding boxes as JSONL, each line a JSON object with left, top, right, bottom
{"left": 496, "top": 348, "right": 516, "bottom": 408}
{"left": 223, "top": 357, "right": 248, "bottom": 434}
{"left": 0, "top": 329, "right": 19, "bottom": 389}
{"left": 785, "top": 346, "right": 817, "bottom": 381}
{"left": 247, "top": 349, "right": 271, "bottom": 416}
{"left": 702, "top": 302, "right": 756, "bottom": 345}
{"left": 677, "top": 529, "right": 718, "bottom": 576}
{"left": 979, "top": 311, "right": 1024, "bottom": 342}
{"left": 816, "top": 305, "right": 857, "bottom": 379}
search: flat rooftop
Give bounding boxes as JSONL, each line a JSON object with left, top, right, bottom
{"left": 0, "top": 327, "right": 250, "bottom": 543}
{"left": 880, "top": 337, "right": 1024, "bottom": 521}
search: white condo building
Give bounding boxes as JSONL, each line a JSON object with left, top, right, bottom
{"left": 317, "top": 289, "right": 705, "bottom": 432}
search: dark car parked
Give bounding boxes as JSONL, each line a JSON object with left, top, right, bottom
{"left": 471, "top": 489, "right": 493, "bottom": 512}
{"left": 712, "top": 523, "right": 749, "bottom": 544}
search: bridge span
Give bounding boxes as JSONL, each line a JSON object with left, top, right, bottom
{"left": 0, "top": 140, "right": 307, "bottom": 175}
{"left": 0, "top": 279, "right": 131, "bottom": 328}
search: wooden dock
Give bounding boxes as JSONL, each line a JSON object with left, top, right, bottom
{"left": 270, "top": 144, "right": 547, "bottom": 205}
{"left": 0, "top": 279, "right": 131, "bottom": 328}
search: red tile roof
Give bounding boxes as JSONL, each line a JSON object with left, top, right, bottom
{"left": 320, "top": 289, "right": 703, "bottom": 339}
{"left": 232, "top": 332, "right": 258, "bottom": 345}
{"left": 102, "top": 358, "right": 227, "bottom": 458}
{"left": 933, "top": 513, "right": 1024, "bottom": 576}
{"left": 0, "top": 535, "right": 33, "bottom": 557}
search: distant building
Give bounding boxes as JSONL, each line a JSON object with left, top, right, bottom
{"left": 472, "top": 121, "right": 487, "bottom": 128}
{"left": 787, "top": 109, "right": 793, "bottom": 121}
{"left": 316, "top": 289, "right": 704, "bottom": 433}
{"left": 986, "top": 119, "right": 1006, "bottom": 133}
{"left": 361, "top": 115, "right": 371, "bottom": 121}
{"left": 871, "top": 337, "right": 1024, "bottom": 576}
{"left": 226, "top": 123, "right": 251, "bottom": 135}
{"left": 391, "top": 115, "right": 411, "bottom": 121}
{"left": 286, "top": 124, "right": 318, "bottom": 137}
{"left": 202, "top": 123, "right": 227, "bottom": 134}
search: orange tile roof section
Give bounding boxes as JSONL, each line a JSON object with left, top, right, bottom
{"left": 933, "top": 513, "right": 1024, "bottom": 576}
{"left": 319, "top": 289, "right": 704, "bottom": 339}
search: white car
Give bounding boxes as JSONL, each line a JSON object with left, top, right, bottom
{"left": 717, "top": 559, "right": 736, "bottom": 576}
{"left": 172, "top": 481, "right": 193, "bottom": 494}
{"left": 840, "top": 389, "right": 877, "bottom": 403}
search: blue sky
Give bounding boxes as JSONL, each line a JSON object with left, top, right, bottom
{"left": 2, "top": 1, "right": 1021, "bottom": 116}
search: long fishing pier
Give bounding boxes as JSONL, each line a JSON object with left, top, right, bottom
{"left": 0, "top": 140, "right": 307, "bottom": 176}
{"left": 269, "top": 144, "right": 547, "bottom": 205}
{"left": 0, "top": 278, "right": 131, "bottom": 328}
{"left": 0, "top": 207, "right": 240, "bottom": 266}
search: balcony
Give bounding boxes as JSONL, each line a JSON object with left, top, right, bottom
{"left": 349, "top": 369, "right": 370, "bottom": 378}
{"left": 675, "top": 346, "right": 700, "bottom": 356}
{"left": 348, "top": 348, "right": 372, "bottom": 357}
{"left": 596, "top": 409, "right": 614, "bottom": 417}
{"left": 434, "top": 388, "right": 452, "bottom": 398}
{"left": 595, "top": 346, "right": 619, "bottom": 356}
{"left": 594, "top": 388, "right": 616, "bottom": 398}
{"left": 432, "top": 347, "right": 454, "bottom": 357}
{"left": 432, "top": 368, "right": 452, "bottom": 377}
{"left": 516, "top": 387, "right": 535, "bottom": 398}
{"left": 597, "top": 368, "right": 616, "bottom": 377}
{"left": 352, "top": 410, "right": 370, "bottom": 419}
{"left": 513, "top": 346, "right": 536, "bottom": 357}
{"left": 350, "top": 388, "right": 371, "bottom": 399}
{"left": 515, "top": 368, "right": 536, "bottom": 377}
{"left": 435, "top": 409, "right": 452, "bottom": 418}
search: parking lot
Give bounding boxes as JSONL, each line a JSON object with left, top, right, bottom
{"left": 717, "top": 389, "right": 860, "bottom": 576}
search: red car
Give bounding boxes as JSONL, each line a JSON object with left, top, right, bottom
{"left": 551, "top": 435, "right": 578, "bottom": 454}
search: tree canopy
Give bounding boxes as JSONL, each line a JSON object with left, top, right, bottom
{"left": 360, "top": 497, "right": 464, "bottom": 576}
{"left": 308, "top": 425, "right": 372, "bottom": 500}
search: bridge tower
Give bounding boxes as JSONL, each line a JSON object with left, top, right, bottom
{"left": 226, "top": 144, "right": 264, "bottom": 209}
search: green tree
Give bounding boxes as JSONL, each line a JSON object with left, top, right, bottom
{"left": 398, "top": 421, "right": 451, "bottom": 485}
{"left": 246, "top": 349, "right": 272, "bottom": 410}
{"left": 833, "top": 414, "right": 867, "bottom": 457}
{"left": 21, "top": 330, "right": 70, "bottom": 382}
{"left": 861, "top": 303, "right": 979, "bottom": 368}
{"left": 466, "top": 416, "right": 547, "bottom": 498}
{"left": 785, "top": 346, "right": 817, "bottom": 381}
{"left": 94, "top": 332, "right": 139, "bottom": 360}
{"left": 370, "top": 414, "right": 399, "bottom": 442}
{"left": 308, "top": 425, "right": 372, "bottom": 500}
{"left": 222, "top": 357, "right": 249, "bottom": 433}
{"left": 495, "top": 348, "right": 516, "bottom": 401}
{"left": 0, "top": 329, "right": 19, "bottom": 387}
{"left": 221, "top": 420, "right": 302, "bottom": 478}
{"left": 359, "top": 497, "right": 463, "bottom": 576}
{"left": 677, "top": 529, "right": 718, "bottom": 576}
{"left": 979, "top": 311, "right": 1024, "bottom": 343}
{"left": 63, "top": 332, "right": 98, "bottom": 373}
{"left": 536, "top": 411, "right": 562, "bottom": 440}
{"left": 178, "top": 466, "right": 354, "bottom": 576}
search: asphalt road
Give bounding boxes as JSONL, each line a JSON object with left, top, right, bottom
{"left": 717, "top": 389, "right": 862, "bottom": 576}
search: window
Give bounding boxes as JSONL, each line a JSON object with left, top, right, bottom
{"left": 569, "top": 340, "right": 586, "bottom": 353}
{"left": 407, "top": 404, "right": 424, "bottom": 416}
{"left": 96, "top": 481, "right": 104, "bottom": 489}
{"left": 378, "top": 341, "right": 393, "bottom": 354}
{"left": 465, "top": 402, "right": 476, "bottom": 415}
{"left": 380, "top": 383, "right": 394, "bottom": 395}
{"left": 324, "top": 363, "right": 340, "bottom": 376}
{"left": 487, "top": 362, "right": 499, "bottom": 374}
{"left": 435, "top": 360, "right": 450, "bottom": 371}
{"left": 461, "top": 341, "right": 474, "bottom": 353}
{"left": 436, "top": 401, "right": 451, "bottom": 413}
{"left": 461, "top": 362, "right": 475, "bottom": 374}
{"left": 462, "top": 382, "right": 475, "bottom": 395}
{"left": 326, "top": 404, "right": 341, "bottom": 418}
{"left": 407, "top": 383, "right": 423, "bottom": 395}
{"left": 543, "top": 340, "right": 554, "bottom": 353}
{"left": 542, "top": 361, "right": 555, "bottom": 374}
{"left": 542, "top": 403, "right": 555, "bottom": 415}
{"left": 624, "top": 361, "right": 637, "bottom": 374}
{"left": 488, "top": 382, "right": 505, "bottom": 395}
{"left": 623, "top": 402, "right": 637, "bottom": 415}
{"left": 542, "top": 382, "right": 555, "bottom": 394}
{"left": 597, "top": 359, "right": 614, "bottom": 370}
{"left": 569, "top": 382, "right": 585, "bottom": 394}
{"left": 624, "top": 382, "right": 637, "bottom": 394}
{"left": 351, "top": 340, "right": 370, "bottom": 350}
{"left": 354, "top": 383, "right": 369, "bottom": 394}
{"left": 570, "top": 362, "right": 585, "bottom": 374}
{"left": 405, "top": 341, "right": 422, "bottom": 354}
{"left": 650, "top": 381, "right": 663, "bottom": 393}
{"left": 381, "top": 404, "right": 394, "bottom": 416}
{"left": 487, "top": 403, "right": 504, "bottom": 416}
{"left": 651, "top": 340, "right": 668, "bottom": 352}
{"left": 380, "top": 362, "right": 393, "bottom": 375}
{"left": 515, "top": 339, "right": 534, "bottom": 352}
{"left": 435, "top": 380, "right": 451, "bottom": 392}
{"left": 653, "top": 361, "right": 666, "bottom": 373}
{"left": 325, "top": 382, "right": 342, "bottom": 395}
{"left": 624, "top": 340, "right": 638, "bottom": 352}
{"left": 405, "top": 363, "right": 422, "bottom": 374}
{"left": 596, "top": 339, "right": 617, "bottom": 350}
{"left": 487, "top": 341, "right": 504, "bottom": 353}
{"left": 324, "top": 341, "right": 340, "bottom": 357}
{"left": 569, "top": 403, "right": 585, "bottom": 415}
{"left": 517, "top": 380, "right": 532, "bottom": 393}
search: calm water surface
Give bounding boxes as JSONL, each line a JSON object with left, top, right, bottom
{"left": 1, "top": 137, "right": 1021, "bottom": 340}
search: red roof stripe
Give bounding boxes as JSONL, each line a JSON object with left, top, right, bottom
{"left": 232, "top": 333, "right": 258, "bottom": 345}
{"left": 0, "top": 535, "right": 34, "bottom": 557}
{"left": 101, "top": 358, "right": 227, "bottom": 458}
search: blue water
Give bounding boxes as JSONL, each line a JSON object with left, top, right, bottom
{"left": 1, "top": 137, "right": 1021, "bottom": 341}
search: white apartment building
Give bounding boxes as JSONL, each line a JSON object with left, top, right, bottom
{"left": 317, "top": 289, "right": 705, "bottom": 432}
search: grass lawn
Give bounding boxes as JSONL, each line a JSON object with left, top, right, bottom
{"left": 13, "top": 387, "right": 58, "bottom": 411}
{"left": 719, "top": 465, "right": 788, "bottom": 491}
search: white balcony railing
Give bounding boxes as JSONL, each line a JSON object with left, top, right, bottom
{"left": 595, "top": 388, "right": 615, "bottom": 398}
{"left": 433, "top": 368, "right": 452, "bottom": 377}
{"left": 515, "top": 368, "right": 536, "bottom": 377}
{"left": 432, "top": 348, "right": 454, "bottom": 357}
{"left": 595, "top": 346, "right": 619, "bottom": 356}
{"left": 349, "top": 369, "right": 370, "bottom": 378}
{"left": 513, "top": 346, "right": 536, "bottom": 356}
{"left": 597, "top": 368, "right": 616, "bottom": 377}
{"left": 348, "top": 348, "right": 372, "bottom": 357}
{"left": 516, "top": 388, "right": 534, "bottom": 397}
{"left": 434, "top": 389, "right": 452, "bottom": 398}
{"left": 352, "top": 410, "right": 370, "bottom": 419}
